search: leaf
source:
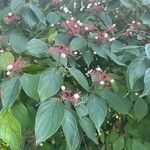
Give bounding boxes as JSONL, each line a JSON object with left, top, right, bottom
{"left": 120, "top": 0, "right": 133, "bottom": 9}
{"left": 62, "top": 110, "right": 80, "bottom": 150}
{"left": 1, "top": 77, "right": 21, "bottom": 109}
{"left": 26, "top": 39, "right": 48, "bottom": 58}
{"left": 107, "top": 52, "right": 126, "bottom": 66}
{"left": 10, "top": 0, "right": 25, "bottom": 11}
{"left": 113, "top": 136, "right": 124, "bottom": 150}
{"left": 0, "top": 52, "right": 14, "bottom": 70}
{"left": 100, "top": 12, "right": 112, "bottom": 27}
{"left": 141, "top": 68, "right": 150, "bottom": 96}
{"left": 145, "top": 44, "right": 150, "bottom": 59}
{"left": 75, "top": 103, "right": 88, "bottom": 118}
{"left": 134, "top": 99, "right": 148, "bottom": 121}
{"left": 35, "top": 98, "right": 64, "bottom": 145}
{"left": 0, "top": 6, "right": 11, "bottom": 21}
{"left": 141, "top": 11, "right": 150, "bottom": 25}
{"left": 87, "top": 94, "right": 107, "bottom": 131}
{"left": 46, "top": 12, "right": 61, "bottom": 24}
{"left": 128, "top": 56, "right": 149, "bottom": 89}
{"left": 0, "top": 110, "right": 22, "bottom": 150}
{"left": 68, "top": 67, "right": 89, "bottom": 91}
{"left": 9, "top": 31, "right": 29, "bottom": 54}
{"left": 111, "top": 41, "right": 124, "bottom": 53}
{"left": 30, "top": 5, "right": 46, "bottom": 25}
{"left": 12, "top": 102, "right": 29, "bottom": 133}
{"left": 48, "top": 31, "right": 57, "bottom": 43}
{"left": 89, "top": 43, "right": 107, "bottom": 59}
{"left": 99, "top": 91, "right": 130, "bottom": 114}
{"left": 142, "top": 0, "right": 150, "bottom": 5}
{"left": 20, "top": 73, "right": 40, "bottom": 101}
{"left": 132, "top": 139, "right": 147, "bottom": 150}
{"left": 79, "top": 117, "right": 98, "bottom": 144}
{"left": 70, "top": 37, "right": 87, "bottom": 50}
{"left": 83, "top": 50, "right": 94, "bottom": 67}
{"left": 38, "top": 68, "right": 62, "bottom": 101}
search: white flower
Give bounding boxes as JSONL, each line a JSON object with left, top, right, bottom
{"left": 8, "top": 12, "right": 12, "bottom": 16}
{"left": 0, "top": 50, "right": 4, "bottom": 53}
{"left": 40, "top": 143, "right": 43, "bottom": 147}
{"left": 112, "top": 24, "right": 116, "bottom": 27}
{"left": 77, "top": 20, "right": 81, "bottom": 24}
{"left": 87, "top": 4, "right": 92, "bottom": 9}
{"left": 135, "top": 93, "right": 138, "bottom": 96}
{"left": 74, "top": 93, "right": 80, "bottom": 99}
{"left": 63, "top": 7, "right": 69, "bottom": 13}
{"left": 110, "top": 79, "right": 115, "bottom": 83}
{"left": 132, "top": 20, "right": 135, "bottom": 24}
{"left": 95, "top": 36, "right": 98, "bottom": 40}
{"left": 60, "top": 53, "right": 66, "bottom": 58}
{"left": 61, "top": 86, "right": 66, "bottom": 91}
{"left": 74, "top": 51, "right": 78, "bottom": 55}
{"left": 94, "top": 3, "right": 98, "bottom": 6}
{"left": 66, "top": 20, "right": 70, "bottom": 24}
{"left": 74, "top": 24, "right": 78, "bottom": 28}
{"left": 96, "top": 67, "right": 102, "bottom": 71}
{"left": 104, "top": 33, "right": 108, "bottom": 38}
{"left": 7, "top": 64, "right": 13, "bottom": 70}
{"left": 71, "top": 17, "right": 75, "bottom": 21}
{"left": 6, "top": 71, "right": 11, "bottom": 76}
{"left": 94, "top": 51, "right": 97, "bottom": 54}
{"left": 100, "top": 81, "right": 105, "bottom": 85}
{"left": 85, "top": 27, "right": 89, "bottom": 31}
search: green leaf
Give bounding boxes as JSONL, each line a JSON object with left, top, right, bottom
{"left": 75, "top": 103, "right": 88, "bottom": 118}
{"left": 1, "top": 77, "right": 21, "bottom": 109}
{"left": 89, "top": 43, "right": 107, "bottom": 59}
{"left": 134, "top": 99, "right": 148, "bottom": 121}
{"left": 132, "top": 139, "right": 147, "bottom": 150}
{"left": 46, "top": 12, "right": 61, "bottom": 24}
{"left": 30, "top": 5, "right": 46, "bottom": 25}
{"left": 20, "top": 6, "right": 38, "bottom": 28}
{"left": 20, "top": 73, "right": 40, "bottom": 101}
{"left": 99, "top": 91, "right": 130, "bottom": 114}
{"left": 141, "top": 68, "right": 150, "bottom": 96}
{"left": 48, "top": 31, "right": 57, "bottom": 43}
{"left": 10, "top": 31, "right": 29, "bottom": 54}
{"left": 26, "top": 39, "right": 48, "bottom": 58}
{"left": 113, "top": 136, "right": 124, "bottom": 150}
{"left": 111, "top": 41, "right": 124, "bottom": 53}
{"left": 62, "top": 110, "right": 80, "bottom": 150}
{"left": 38, "top": 68, "right": 62, "bottom": 101}
{"left": 12, "top": 102, "right": 29, "bottom": 133}
{"left": 10, "top": 0, "right": 25, "bottom": 11}
{"left": 128, "top": 56, "right": 149, "bottom": 89}
{"left": 70, "top": 37, "right": 87, "bottom": 50}
{"left": 141, "top": 11, "right": 150, "bottom": 25}
{"left": 0, "top": 52, "right": 14, "bottom": 70}
{"left": 145, "top": 44, "right": 150, "bottom": 59}
{"left": 100, "top": 12, "right": 112, "bottom": 27}
{"left": 0, "top": 6, "right": 10, "bottom": 21}
{"left": 35, "top": 98, "right": 64, "bottom": 145}
{"left": 87, "top": 94, "right": 107, "bottom": 131}
{"left": 79, "top": 117, "right": 98, "bottom": 144}
{"left": 83, "top": 50, "right": 94, "bottom": 67}
{"left": 142, "top": 0, "right": 150, "bottom": 5}
{"left": 68, "top": 67, "right": 89, "bottom": 91}
{"left": 120, "top": 0, "right": 133, "bottom": 9}
{"left": 0, "top": 110, "right": 22, "bottom": 150}
{"left": 107, "top": 52, "right": 126, "bottom": 66}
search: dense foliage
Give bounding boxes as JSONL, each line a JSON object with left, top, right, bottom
{"left": 0, "top": 0, "right": 150, "bottom": 149}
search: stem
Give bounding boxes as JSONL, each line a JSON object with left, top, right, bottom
{"left": 82, "top": 134, "right": 88, "bottom": 150}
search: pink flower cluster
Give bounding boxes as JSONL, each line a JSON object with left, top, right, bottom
{"left": 62, "top": 17, "right": 97, "bottom": 36}
{"left": 6, "top": 57, "right": 27, "bottom": 76}
{"left": 60, "top": 86, "right": 80, "bottom": 103}
{"left": 3, "top": 13, "right": 21, "bottom": 25}
{"left": 0, "top": 35, "right": 4, "bottom": 41}
{"left": 51, "top": 0, "right": 62, "bottom": 6}
{"left": 95, "top": 24, "right": 117, "bottom": 43}
{"left": 123, "top": 21, "right": 141, "bottom": 36}
{"left": 87, "top": 1, "right": 103, "bottom": 12}
{"left": 87, "top": 67, "right": 114, "bottom": 86}
{"left": 48, "top": 44, "right": 73, "bottom": 58}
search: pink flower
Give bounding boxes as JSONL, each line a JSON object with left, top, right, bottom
{"left": 3, "top": 13, "right": 21, "bottom": 25}
{"left": 52, "top": 0, "right": 62, "bottom": 6}
{"left": 95, "top": 32, "right": 110, "bottom": 43}
{"left": 87, "top": 67, "right": 113, "bottom": 86}
{"left": 6, "top": 57, "right": 27, "bottom": 76}
{"left": 62, "top": 18, "right": 97, "bottom": 36}
{"left": 0, "top": 35, "right": 4, "bottom": 40}
{"left": 123, "top": 21, "right": 141, "bottom": 36}
{"left": 60, "top": 88, "right": 80, "bottom": 102}
{"left": 48, "top": 44, "right": 73, "bottom": 58}
{"left": 88, "top": 1, "right": 103, "bottom": 12}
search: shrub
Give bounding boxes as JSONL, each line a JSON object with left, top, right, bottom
{"left": 0, "top": 0, "right": 150, "bottom": 149}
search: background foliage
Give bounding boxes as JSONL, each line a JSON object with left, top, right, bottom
{"left": 0, "top": 0, "right": 150, "bottom": 150}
